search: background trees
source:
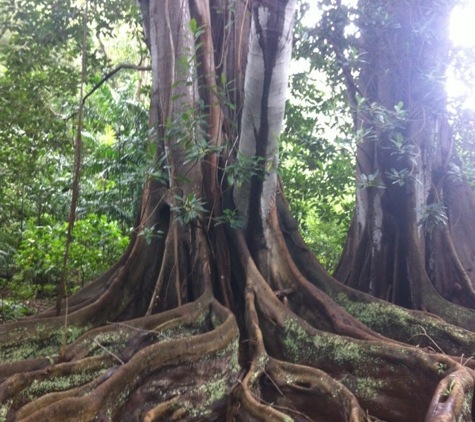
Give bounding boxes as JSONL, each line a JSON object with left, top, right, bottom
{"left": 0, "top": 0, "right": 149, "bottom": 301}
{"left": 2, "top": 0, "right": 475, "bottom": 421}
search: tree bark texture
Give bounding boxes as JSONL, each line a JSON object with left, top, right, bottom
{"left": 2, "top": 1, "right": 475, "bottom": 421}
{"left": 334, "top": 0, "right": 475, "bottom": 322}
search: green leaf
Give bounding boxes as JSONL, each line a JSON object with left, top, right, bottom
{"left": 189, "top": 18, "right": 197, "bottom": 34}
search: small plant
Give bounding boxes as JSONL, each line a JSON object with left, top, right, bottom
{"left": 171, "top": 194, "right": 207, "bottom": 225}
{"left": 443, "top": 380, "right": 455, "bottom": 397}
{"left": 189, "top": 18, "right": 205, "bottom": 40}
{"left": 225, "top": 154, "right": 265, "bottom": 188}
{"left": 215, "top": 208, "right": 243, "bottom": 229}
{"left": 184, "top": 138, "right": 223, "bottom": 164}
{"left": 417, "top": 202, "right": 448, "bottom": 233}
{"left": 138, "top": 224, "right": 164, "bottom": 245}
{"left": 358, "top": 170, "right": 386, "bottom": 189}
{"left": 0, "top": 299, "right": 35, "bottom": 323}
{"left": 355, "top": 96, "right": 406, "bottom": 133}
{"left": 384, "top": 133, "right": 419, "bottom": 166}
{"left": 385, "top": 167, "right": 412, "bottom": 186}
{"left": 437, "top": 362, "right": 447, "bottom": 375}
{"left": 146, "top": 152, "right": 170, "bottom": 185}
{"left": 354, "top": 126, "right": 377, "bottom": 143}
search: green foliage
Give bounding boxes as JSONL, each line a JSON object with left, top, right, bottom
{"left": 81, "top": 80, "right": 150, "bottom": 228}
{"left": 443, "top": 380, "right": 456, "bottom": 397}
{"left": 281, "top": 97, "right": 354, "bottom": 270}
{"left": 225, "top": 154, "right": 265, "bottom": 188}
{"left": 299, "top": 215, "right": 349, "bottom": 271}
{"left": 12, "top": 214, "right": 128, "bottom": 298}
{"left": 417, "top": 203, "right": 448, "bottom": 234}
{"left": 437, "top": 362, "right": 447, "bottom": 375}
{"left": 215, "top": 209, "right": 243, "bottom": 229}
{"left": 185, "top": 138, "right": 223, "bottom": 165}
{"left": 138, "top": 225, "right": 164, "bottom": 245}
{"left": 354, "top": 98, "right": 417, "bottom": 190}
{"left": 358, "top": 170, "right": 386, "bottom": 190}
{"left": 279, "top": 1, "right": 359, "bottom": 271}
{"left": 355, "top": 96, "right": 407, "bottom": 134}
{"left": 0, "top": 299, "right": 35, "bottom": 323}
{"left": 281, "top": 70, "right": 354, "bottom": 269}
{"left": 0, "top": 0, "right": 148, "bottom": 298}
{"left": 384, "top": 133, "right": 419, "bottom": 166}
{"left": 189, "top": 18, "right": 205, "bottom": 39}
{"left": 385, "top": 168, "right": 412, "bottom": 187}
{"left": 0, "top": 225, "right": 21, "bottom": 281}
{"left": 171, "top": 194, "right": 207, "bottom": 225}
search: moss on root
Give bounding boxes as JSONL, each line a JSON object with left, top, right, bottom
{"left": 279, "top": 314, "right": 455, "bottom": 421}
{"left": 112, "top": 328, "right": 240, "bottom": 421}
{"left": 20, "top": 366, "right": 108, "bottom": 403}
{"left": 0, "top": 402, "right": 9, "bottom": 422}
{"left": 171, "top": 337, "right": 240, "bottom": 419}
{"left": 0, "top": 324, "right": 89, "bottom": 364}
{"left": 333, "top": 293, "right": 475, "bottom": 356}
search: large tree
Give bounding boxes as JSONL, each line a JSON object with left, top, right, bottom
{"left": 333, "top": 0, "right": 475, "bottom": 320}
{"left": 2, "top": 0, "right": 475, "bottom": 421}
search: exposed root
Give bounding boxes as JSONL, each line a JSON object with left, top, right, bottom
{"left": 142, "top": 396, "right": 180, "bottom": 422}
{"left": 0, "top": 290, "right": 214, "bottom": 386}
{"left": 265, "top": 358, "right": 366, "bottom": 422}
{"left": 264, "top": 308, "right": 473, "bottom": 421}
{"left": 3, "top": 187, "right": 475, "bottom": 421}
{"left": 3, "top": 213, "right": 475, "bottom": 422}
{"left": 277, "top": 196, "right": 475, "bottom": 355}
{"left": 266, "top": 208, "right": 398, "bottom": 342}
{"left": 0, "top": 295, "right": 239, "bottom": 421}
{"left": 426, "top": 368, "right": 474, "bottom": 422}
{"left": 232, "top": 288, "right": 296, "bottom": 422}
{"left": 146, "top": 220, "right": 180, "bottom": 314}
{"left": 0, "top": 355, "right": 116, "bottom": 419}
{"left": 229, "top": 237, "right": 373, "bottom": 421}
{"left": 224, "top": 209, "right": 475, "bottom": 421}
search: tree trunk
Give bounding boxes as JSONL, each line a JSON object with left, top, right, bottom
{"left": 1, "top": 1, "right": 475, "bottom": 421}
{"left": 333, "top": 0, "right": 475, "bottom": 327}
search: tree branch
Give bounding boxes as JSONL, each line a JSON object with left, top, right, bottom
{"left": 81, "top": 64, "right": 151, "bottom": 106}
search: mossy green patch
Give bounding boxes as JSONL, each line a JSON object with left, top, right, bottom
{"left": 178, "top": 333, "right": 240, "bottom": 419}
{"left": 334, "top": 294, "right": 417, "bottom": 336}
{"left": 0, "top": 324, "right": 89, "bottom": 364}
{"left": 210, "top": 312, "right": 221, "bottom": 329}
{"left": 458, "top": 388, "right": 473, "bottom": 422}
{"left": 282, "top": 317, "right": 319, "bottom": 362}
{"left": 0, "top": 401, "right": 10, "bottom": 422}
{"left": 214, "top": 336, "right": 240, "bottom": 374}
{"left": 282, "top": 316, "right": 397, "bottom": 381}
{"left": 88, "top": 329, "right": 130, "bottom": 357}
{"left": 282, "top": 316, "right": 367, "bottom": 366}
{"left": 21, "top": 366, "right": 107, "bottom": 402}
{"left": 353, "top": 376, "right": 387, "bottom": 399}
{"left": 334, "top": 293, "right": 475, "bottom": 354}
{"left": 199, "top": 378, "right": 228, "bottom": 407}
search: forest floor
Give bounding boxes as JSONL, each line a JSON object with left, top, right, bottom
{"left": 0, "top": 289, "right": 53, "bottom": 323}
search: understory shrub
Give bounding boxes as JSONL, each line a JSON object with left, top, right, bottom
{"left": 12, "top": 213, "right": 129, "bottom": 298}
